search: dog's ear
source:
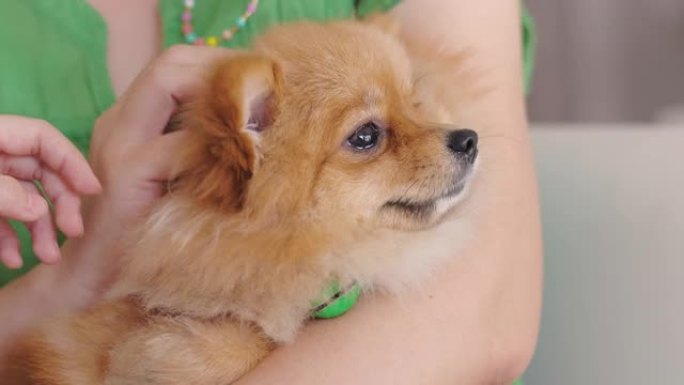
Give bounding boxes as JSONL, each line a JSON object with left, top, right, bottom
{"left": 176, "top": 54, "right": 281, "bottom": 212}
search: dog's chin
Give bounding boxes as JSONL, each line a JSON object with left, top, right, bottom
{"left": 378, "top": 180, "right": 471, "bottom": 231}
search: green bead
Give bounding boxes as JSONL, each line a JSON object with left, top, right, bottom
{"left": 311, "top": 281, "right": 361, "bottom": 319}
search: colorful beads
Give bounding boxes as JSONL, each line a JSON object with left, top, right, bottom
{"left": 181, "top": 0, "right": 259, "bottom": 47}
{"left": 184, "top": 32, "right": 197, "bottom": 43}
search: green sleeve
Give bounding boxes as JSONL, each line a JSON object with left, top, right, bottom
{"left": 355, "top": 0, "right": 402, "bottom": 18}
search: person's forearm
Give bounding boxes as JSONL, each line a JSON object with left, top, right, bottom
{"left": 0, "top": 262, "right": 65, "bottom": 357}
{"left": 0, "top": 220, "right": 114, "bottom": 359}
{"left": 235, "top": 137, "right": 541, "bottom": 385}
{"left": 234, "top": 1, "right": 542, "bottom": 384}
{"left": 234, "top": 139, "right": 540, "bottom": 384}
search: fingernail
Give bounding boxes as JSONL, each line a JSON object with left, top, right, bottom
{"left": 25, "top": 193, "right": 34, "bottom": 210}
{"left": 86, "top": 176, "right": 103, "bottom": 194}
{"left": 59, "top": 214, "right": 84, "bottom": 238}
{"left": 42, "top": 245, "right": 61, "bottom": 265}
{"left": 3, "top": 252, "right": 23, "bottom": 270}
{"left": 26, "top": 194, "right": 48, "bottom": 216}
{"left": 74, "top": 216, "right": 84, "bottom": 237}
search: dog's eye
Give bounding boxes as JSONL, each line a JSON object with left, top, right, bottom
{"left": 347, "top": 122, "right": 381, "bottom": 150}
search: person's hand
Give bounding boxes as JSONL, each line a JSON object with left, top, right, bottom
{"left": 61, "top": 45, "right": 231, "bottom": 299}
{"left": 0, "top": 47, "right": 235, "bottom": 359}
{"left": 0, "top": 116, "right": 101, "bottom": 269}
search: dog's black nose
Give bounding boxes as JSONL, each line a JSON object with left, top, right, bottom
{"left": 447, "top": 129, "right": 478, "bottom": 163}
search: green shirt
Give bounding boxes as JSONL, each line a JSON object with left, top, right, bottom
{"left": 0, "top": 0, "right": 536, "bottom": 286}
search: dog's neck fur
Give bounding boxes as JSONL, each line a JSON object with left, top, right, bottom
{"left": 109, "top": 193, "right": 367, "bottom": 342}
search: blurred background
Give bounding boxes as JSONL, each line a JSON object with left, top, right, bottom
{"left": 527, "top": 0, "right": 684, "bottom": 123}
{"left": 522, "top": 1, "right": 684, "bottom": 384}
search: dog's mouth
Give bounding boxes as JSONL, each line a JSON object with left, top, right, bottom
{"left": 382, "top": 182, "right": 467, "bottom": 219}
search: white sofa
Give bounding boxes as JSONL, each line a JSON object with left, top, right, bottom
{"left": 523, "top": 125, "right": 684, "bottom": 384}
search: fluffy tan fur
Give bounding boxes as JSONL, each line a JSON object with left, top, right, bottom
{"left": 5, "top": 19, "right": 479, "bottom": 385}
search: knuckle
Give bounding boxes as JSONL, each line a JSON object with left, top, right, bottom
{"left": 0, "top": 176, "right": 26, "bottom": 203}
{"left": 148, "top": 64, "right": 168, "bottom": 88}
{"left": 31, "top": 119, "right": 57, "bottom": 136}
{"left": 32, "top": 118, "right": 51, "bottom": 129}
{"left": 161, "top": 45, "right": 193, "bottom": 64}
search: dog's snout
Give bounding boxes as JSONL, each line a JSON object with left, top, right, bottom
{"left": 447, "top": 129, "right": 478, "bottom": 163}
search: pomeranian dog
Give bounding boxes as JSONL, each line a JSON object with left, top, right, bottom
{"left": 6, "top": 18, "right": 479, "bottom": 385}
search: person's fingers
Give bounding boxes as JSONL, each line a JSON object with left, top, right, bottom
{"left": 27, "top": 215, "right": 60, "bottom": 265}
{"left": 0, "top": 154, "right": 42, "bottom": 180}
{"left": 41, "top": 168, "right": 84, "bottom": 238}
{"left": 0, "top": 116, "right": 101, "bottom": 195}
{"left": 21, "top": 181, "right": 60, "bottom": 265}
{"left": 0, "top": 219, "right": 22, "bottom": 269}
{"left": 0, "top": 154, "right": 85, "bottom": 237}
{"left": 27, "top": 213, "right": 60, "bottom": 265}
{"left": 132, "top": 130, "right": 191, "bottom": 182}
{"left": 118, "top": 46, "right": 234, "bottom": 139}
{"left": 119, "top": 64, "right": 210, "bottom": 138}
{"left": 0, "top": 174, "right": 48, "bottom": 222}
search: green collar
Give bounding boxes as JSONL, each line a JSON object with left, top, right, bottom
{"left": 311, "top": 281, "right": 361, "bottom": 319}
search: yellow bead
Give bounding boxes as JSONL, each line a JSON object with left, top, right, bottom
{"left": 207, "top": 36, "right": 218, "bottom": 47}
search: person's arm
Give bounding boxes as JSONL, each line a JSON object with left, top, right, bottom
{"left": 0, "top": 116, "right": 101, "bottom": 356}
{"left": 233, "top": 1, "right": 542, "bottom": 384}
{"left": 0, "top": 240, "right": 98, "bottom": 357}
{"left": 0, "top": 46, "right": 230, "bottom": 359}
